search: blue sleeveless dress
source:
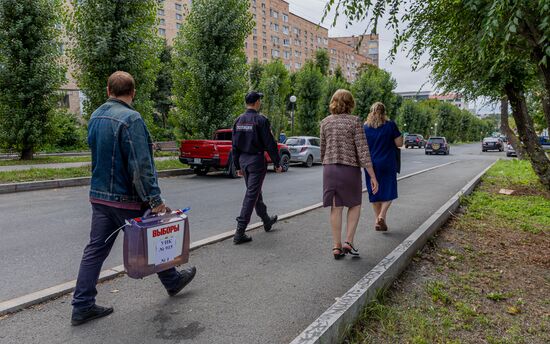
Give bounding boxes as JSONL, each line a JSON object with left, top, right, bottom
{"left": 364, "top": 121, "right": 401, "bottom": 202}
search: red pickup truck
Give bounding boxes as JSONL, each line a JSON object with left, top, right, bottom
{"left": 179, "top": 129, "right": 291, "bottom": 177}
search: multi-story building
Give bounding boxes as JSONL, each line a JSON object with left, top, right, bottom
{"left": 328, "top": 38, "right": 369, "bottom": 81}
{"left": 61, "top": 0, "right": 379, "bottom": 114}
{"left": 332, "top": 34, "right": 379, "bottom": 66}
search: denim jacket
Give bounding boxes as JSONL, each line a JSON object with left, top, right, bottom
{"left": 88, "top": 98, "right": 162, "bottom": 208}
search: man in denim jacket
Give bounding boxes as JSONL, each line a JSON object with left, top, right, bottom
{"left": 71, "top": 71, "right": 196, "bottom": 326}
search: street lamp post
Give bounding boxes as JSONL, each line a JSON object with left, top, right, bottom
{"left": 430, "top": 126, "right": 434, "bottom": 136}
{"left": 434, "top": 123, "right": 438, "bottom": 136}
{"left": 289, "top": 95, "right": 297, "bottom": 136}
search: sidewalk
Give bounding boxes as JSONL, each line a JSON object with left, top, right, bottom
{"left": 0, "top": 159, "right": 493, "bottom": 344}
{"left": 0, "top": 157, "right": 176, "bottom": 172}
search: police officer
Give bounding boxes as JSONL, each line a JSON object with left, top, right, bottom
{"left": 232, "top": 91, "right": 283, "bottom": 244}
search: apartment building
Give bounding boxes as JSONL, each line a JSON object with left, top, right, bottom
{"left": 333, "top": 34, "right": 379, "bottom": 66}
{"left": 61, "top": 0, "right": 379, "bottom": 114}
{"left": 328, "top": 38, "right": 369, "bottom": 81}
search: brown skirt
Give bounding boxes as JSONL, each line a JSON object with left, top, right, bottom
{"left": 323, "top": 164, "right": 362, "bottom": 208}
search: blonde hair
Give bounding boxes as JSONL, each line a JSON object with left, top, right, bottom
{"left": 329, "top": 89, "right": 355, "bottom": 115}
{"left": 365, "top": 102, "right": 388, "bottom": 128}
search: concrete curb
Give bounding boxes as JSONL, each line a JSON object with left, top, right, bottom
{"left": 289, "top": 160, "right": 497, "bottom": 344}
{"left": 0, "top": 169, "right": 193, "bottom": 195}
{"left": 0, "top": 161, "right": 458, "bottom": 316}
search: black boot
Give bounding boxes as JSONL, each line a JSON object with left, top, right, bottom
{"left": 71, "top": 304, "right": 113, "bottom": 326}
{"left": 263, "top": 215, "right": 278, "bottom": 232}
{"left": 167, "top": 266, "right": 197, "bottom": 297}
{"left": 233, "top": 227, "right": 252, "bottom": 244}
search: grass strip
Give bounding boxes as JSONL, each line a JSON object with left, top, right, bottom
{"left": 0, "top": 159, "right": 187, "bottom": 183}
{"left": 345, "top": 160, "right": 550, "bottom": 344}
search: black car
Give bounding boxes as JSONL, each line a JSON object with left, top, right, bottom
{"left": 405, "top": 134, "right": 426, "bottom": 148}
{"left": 482, "top": 137, "right": 503, "bottom": 152}
{"left": 425, "top": 137, "right": 450, "bottom": 155}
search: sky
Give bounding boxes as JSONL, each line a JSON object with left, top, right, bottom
{"left": 285, "top": 0, "right": 499, "bottom": 114}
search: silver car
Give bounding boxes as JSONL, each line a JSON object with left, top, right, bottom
{"left": 285, "top": 136, "right": 321, "bottom": 167}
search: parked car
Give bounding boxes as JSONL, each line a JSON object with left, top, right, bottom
{"left": 482, "top": 137, "right": 504, "bottom": 152}
{"left": 179, "top": 129, "right": 291, "bottom": 177}
{"left": 285, "top": 136, "right": 321, "bottom": 167}
{"left": 425, "top": 137, "right": 450, "bottom": 155}
{"left": 404, "top": 134, "right": 426, "bottom": 149}
{"left": 506, "top": 143, "right": 517, "bottom": 157}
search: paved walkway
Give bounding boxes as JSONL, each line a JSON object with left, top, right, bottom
{"left": 0, "top": 157, "right": 176, "bottom": 172}
{"left": 0, "top": 158, "right": 494, "bottom": 344}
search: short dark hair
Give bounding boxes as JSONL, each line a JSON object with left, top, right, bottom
{"left": 107, "top": 71, "right": 135, "bottom": 97}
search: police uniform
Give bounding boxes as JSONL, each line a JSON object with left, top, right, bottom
{"left": 232, "top": 92, "right": 281, "bottom": 244}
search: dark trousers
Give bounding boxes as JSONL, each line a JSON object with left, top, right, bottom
{"left": 236, "top": 154, "right": 269, "bottom": 229}
{"left": 72, "top": 203, "right": 181, "bottom": 310}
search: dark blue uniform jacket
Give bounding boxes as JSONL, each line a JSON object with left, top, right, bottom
{"left": 232, "top": 109, "right": 281, "bottom": 170}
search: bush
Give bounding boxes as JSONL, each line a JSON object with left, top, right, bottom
{"left": 44, "top": 109, "right": 87, "bottom": 151}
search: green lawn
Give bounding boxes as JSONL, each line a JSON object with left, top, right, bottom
{"left": 0, "top": 158, "right": 187, "bottom": 183}
{"left": 345, "top": 160, "right": 550, "bottom": 344}
{"left": 0, "top": 150, "right": 179, "bottom": 166}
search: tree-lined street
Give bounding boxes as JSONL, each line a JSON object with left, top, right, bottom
{"left": 0, "top": 149, "right": 498, "bottom": 344}
{"left": 0, "top": 143, "right": 503, "bottom": 302}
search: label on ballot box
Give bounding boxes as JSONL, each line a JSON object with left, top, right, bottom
{"left": 146, "top": 220, "right": 185, "bottom": 266}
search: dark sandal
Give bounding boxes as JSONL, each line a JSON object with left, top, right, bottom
{"left": 377, "top": 218, "right": 388, "bottom": 231}
{"left": 343, "top": 242, "right": 360, "bottom": 258}
{"left": 332, "top": 247, "right": 345, "bottom": 260}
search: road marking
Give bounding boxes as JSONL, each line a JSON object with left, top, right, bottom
{"left": 0, "top": 160, "right": 458, "bottom": 316}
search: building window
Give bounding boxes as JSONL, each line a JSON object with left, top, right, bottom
{"left": 272, "top": 49, "right": 280, "bottom": 58}
{"left": 158, "top": 9, "right": 165, "bottom": 16}
{"left": 283, "top": 14, "right": 289, "bottom": 22}
{"left": 159, "top": 28, "right": 166, "bottom": 36}
{"left": 272, "top": 23, "right": 279, "bottom": 32}
{"left": 176, "top": 23, "right": 182, "bottom": 29}
{"left": 271, "top": 36, "right": 280, "bottom": 44}
{"left": 253, "top": 43, "right": 258, "bottom": 49}
{"left": 253, "top": 29, "right": 257, "bottom": 35}
{"left": 270, "top": 9, "right": 278, "bottom": 18}
{"left": 176, "top": 13, "right": 183, "bottom": 20}
{"left": 283, "top": 26, "right": 289, "bottom": 35}
{"left": 294, "top": 62, "right": 301, "bottom": 69}
{"left": 175, "top": 3, "right": 183, "bottom": 11}
{"left": 284, "top": 50, "right": 291, "bottom": 59}
{"left": 159, "top": 18, "right": 166, "bottom": 25}
{"left": 283, "top": 38, "right": 290, "bottom": 46}
{"left": 323, "top": 38, "right": 328, "bottom": 45}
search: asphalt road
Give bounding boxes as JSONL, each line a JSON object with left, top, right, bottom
{"left": 0, "top": 143, "right": 504, "bottom": 302}
{"left": 0, "top": 149, "right": 498, "bottom": 344}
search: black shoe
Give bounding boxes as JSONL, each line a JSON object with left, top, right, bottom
{"left": 263, "top": 215, "right": 278, "bottom": 232}
{"left": 167, "top": 266, "right": 197, "bottom": 297}
{"left": 71, "top": 304, "right": 113, "bottom": 326}
{"left": 233, "top": 227, "right": 252, "bottom": 244}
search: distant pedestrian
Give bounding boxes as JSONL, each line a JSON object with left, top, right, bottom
{"left": 320, "top": 89, "right": 379, "bottom": 259}
{"left": 363, "top": 102, "right": 403, "bottom": 231}
{"left": 232, "top": 91, "right": 283, "bottom": 244}
{"left": 71, "top": 71, "right": 196, "bottom": 326}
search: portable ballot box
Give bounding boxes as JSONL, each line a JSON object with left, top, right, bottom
{"left": 123, "top": 209, "right": 190, "bottom": 279}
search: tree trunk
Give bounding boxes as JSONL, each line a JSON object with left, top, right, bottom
{"left": 504, "top": 84, "right": 550, "bottom": 190}
{"left": 537, "top": 64, "right": 550, "bottom": 130}
{"left": 20, "top": 146, "right": 34, "bottom": 160}
{"left": 500, "top": 96, "right": 526, "bottom": 159}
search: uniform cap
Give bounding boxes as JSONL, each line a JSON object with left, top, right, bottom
{"left": 245, "top": 91, "right": 264, "bottom": 104}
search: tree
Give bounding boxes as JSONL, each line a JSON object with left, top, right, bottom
{"left": 66, "top": 0, "right": 161, "bottom": 130}
{"left": 151, "top": 42, "right": 175, "bottom": 140}
{"left": 0, "top": 0, "right": 66, "bottom": 159}
{"left": 323, "top": 0, "right": 550, "bottom": 189}
{"left": 295, "top": 61, "right": 325, "bottom": 136}
{"left": 397, "top": 100, "right": 433, "bottom": 138}
{"left": 249, "top": 58, "right": 264, "bottom": 91}
{"left": 322, "top": 66, "right": 350, "bottom": 118}
{"left": 351, "top": 65, "right": 397, "bottom": 120}
{"left": 258, "top": 60, "right": 291, "bottom": 137}
{"left": 173, "top": 0, "right": 253, "bottom": 139}
{"left": 315, "top": 49, "right": 330, "bottom": 77}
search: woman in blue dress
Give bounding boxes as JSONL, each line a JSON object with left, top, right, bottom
{"left": 364, "top": 102, "right": 403, "bottom": 231}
